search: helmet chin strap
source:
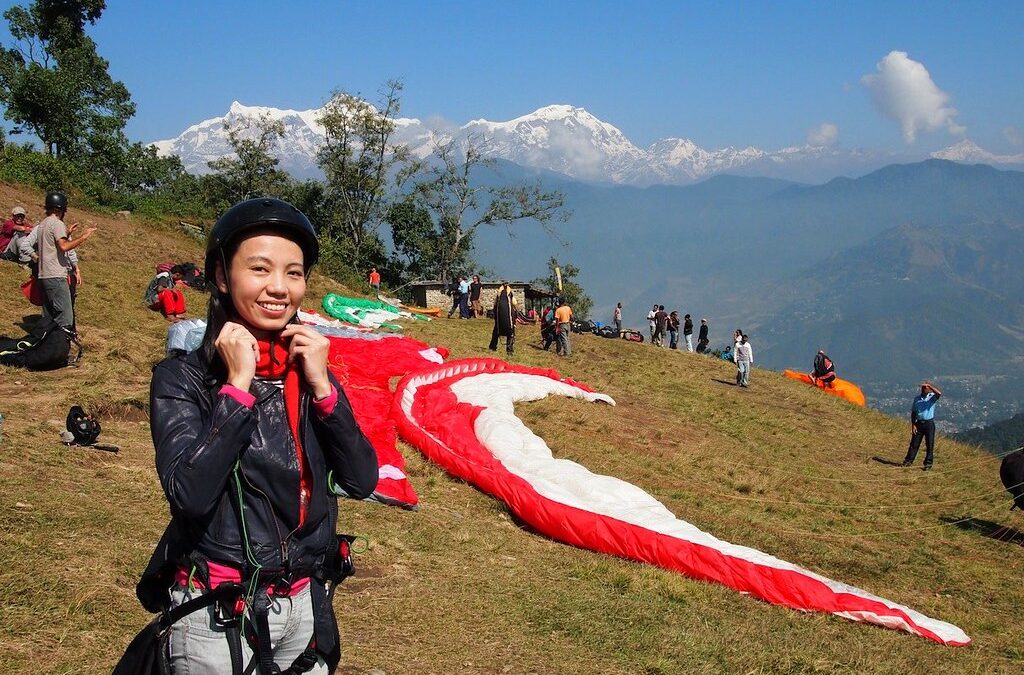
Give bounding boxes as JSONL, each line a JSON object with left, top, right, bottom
{"left": 219, "top": 249, "right": 231, "bottom": 295}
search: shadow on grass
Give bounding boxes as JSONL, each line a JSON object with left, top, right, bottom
{"left": 871, "top": 456, "right": 906, "bottom": 467}
{"left": 711, "top": 378, "right": 737, "bottom": 386}
{"left": 941, "top": 515, "right": 1024, "bottom": 548}
{"left": 6, "top": 313, "right": 40, "bottom": 333}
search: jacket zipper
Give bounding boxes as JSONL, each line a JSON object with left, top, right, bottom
{"left": 239, "top": 461, "right": 289, "bottom": 568}
{"left": 283, "top": 391, "right": 310, "bottom": 551}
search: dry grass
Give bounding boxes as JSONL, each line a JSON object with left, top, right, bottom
{"left": 1, "top": 182, "right": 1022, "bottom": 674}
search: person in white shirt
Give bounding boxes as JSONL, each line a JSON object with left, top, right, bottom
{"left": 647, "top": 304, "right": 657, "bottom": 343}
{"left": 613, "top": 302, "right": 622, "bottom": 333}
{"left": 734, "top": 333, "right": 753, "bottom": 387}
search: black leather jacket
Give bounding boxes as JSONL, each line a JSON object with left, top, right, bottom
{"left": 142, "top": 349, "right": 377, "bottom": 593}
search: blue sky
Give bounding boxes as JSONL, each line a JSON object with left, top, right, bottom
{"left": 2, "top": 1, "right": 1023, "bottom": 153}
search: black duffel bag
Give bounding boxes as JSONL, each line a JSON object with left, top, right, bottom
{"left": 0, "top": 318, "right": 80, "bottom": 370}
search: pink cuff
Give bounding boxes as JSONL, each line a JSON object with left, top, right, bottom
{"left": 219, "top": 384, "right": 255, "bottom": 408}
{"left": 312, "top": 385, "right": 337, "bottom": 417}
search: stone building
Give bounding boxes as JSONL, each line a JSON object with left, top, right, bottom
{"left": 408, "top": 280, "right": 557, "bottom": 315}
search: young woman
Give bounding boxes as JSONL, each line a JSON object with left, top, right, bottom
{"left": 140, "top": 198, "right": 378, "bottom": 674}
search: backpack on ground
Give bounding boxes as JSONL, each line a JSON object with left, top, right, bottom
{"left": 1000, "top": 449, "right": 1024, "bottom": 510}
{"left": 0, "top": 318, "right": 80, "bottom": 370}
{"left": 143, "top": 275, "right": 164, "bottom": 309}
{"left": 171, "top": 262, "right": 207, "bottom": 290}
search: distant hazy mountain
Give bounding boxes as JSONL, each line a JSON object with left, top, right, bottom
{"left": 954, "top": 413, "right": 1024, "bottom": 454}
{"left": 470, "top": 159, "right": 1024, "bottom": 319}
{"left": 748, "top": 220, "right": 1024, "bottom": 383}
{"left": 152, "top": 102, "right": 1017, "bottom": 186}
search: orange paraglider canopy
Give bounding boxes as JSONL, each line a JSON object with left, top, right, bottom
{"left": 783, "top": 370, "right": 866, "bottom": 406}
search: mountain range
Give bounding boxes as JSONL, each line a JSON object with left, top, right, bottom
{"left": 152, "top": 102, "right": 1024, "bottom": 186}
{"left": 152, "top": 103, "right": 1024, "bottom": 429}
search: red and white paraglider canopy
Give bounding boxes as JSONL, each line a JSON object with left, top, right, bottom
{"left": 392, "top": 358, "right": 969, "bottom": 647}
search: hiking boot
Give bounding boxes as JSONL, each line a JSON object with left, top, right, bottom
{"left": 901, "top": 461, "right": 912, "bottom": 467}
{"left": 923, "top": 465, "right": 933, "bottom": 471}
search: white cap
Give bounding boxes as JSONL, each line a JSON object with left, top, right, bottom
{"left": 11, "top": 206, "right": 26, "bottom": 216}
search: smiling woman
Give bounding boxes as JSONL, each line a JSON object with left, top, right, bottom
{"left": 124, "top": 197, "right": 379, "bottom": 675}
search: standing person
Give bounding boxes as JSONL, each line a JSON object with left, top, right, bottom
{"left": 696, "top": 318, "right": 709, "bottom": 353}
{"left": 734, "top": 334, "right": 753, "bottom": 387}
{"left": 368, "top": 266, "right": 380, "bottom": 296}
{"left": 35, "top": 192, "right": 95, "bottom": 331}
{"left": 139, "top": 197, "right": 378, "bottom": 674}
{"left": 811, "top": 350, "right": 837, "bottom": 387}
{"left": 489, "top": 282, "right": 517, "bottom": 354}
{"left": 683, "top": 314, "right": 694, "bottom": 352}
{"left": 902, "top": 382, "right": 943, "bottom": 471}
{"left": 470, "top": 274, "right": 483, "bottom": 318}
{"left": 613, "top": 302, "right": 622, "bottom": 334}
{"left": 653, "top": 305, "right": 668, "bottom": 347}
{"left": 647, "top": 304, "right": 658, "bottom": 343}
{"left": 540, "top": 304, "right": 557, "bottom": 350}
{"left": 446, "top": 276, "right": 462, "bottom": 318}
{"left": 458, "top": 275, "right": 471, "bottom": 319}
{"left": 667, "top": 310, "right": 680, "bottom": 350}
{"left": 732, "top": 330, "right": 743, "bottom": 383}
{"left": 554, "top": 298, "right": 574, "bottom": 356}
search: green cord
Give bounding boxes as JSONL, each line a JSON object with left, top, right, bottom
{"left": 231, "top": 460, "right": 263, "bottom": 635}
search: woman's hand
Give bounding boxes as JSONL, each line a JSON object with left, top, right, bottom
{"left": 216, "top": 322, "right": 258, "bottom": 391}
{"left": 282, "top": 324, "right": 332, "bottom": 399}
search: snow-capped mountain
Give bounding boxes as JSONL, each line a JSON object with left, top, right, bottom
{"left": 151, "top": 102, "right": 1023, "bottom": 186}
{"left": 930, "top": 139, "right": 1024, "bottom": 165}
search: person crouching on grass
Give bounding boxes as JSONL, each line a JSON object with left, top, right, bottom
{"left": 140, "top": 198, "right": 378, "bottom": 674}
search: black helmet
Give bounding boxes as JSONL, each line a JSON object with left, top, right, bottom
{"left": 204, "top": 197, "right": 319, "bottom": 284}
{"left": 45, "top": 191, "right": 68, "bottom": 212}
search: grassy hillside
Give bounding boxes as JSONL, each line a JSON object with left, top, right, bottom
{"left": 1, "top": 184, "right": 1022, "bottom": 674}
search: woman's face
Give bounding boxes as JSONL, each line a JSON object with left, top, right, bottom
{"left": 217, "top": 233, "right": 306, "bottom": 337}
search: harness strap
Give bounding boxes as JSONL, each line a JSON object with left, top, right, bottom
{"left": 251, "top": 591, "right": 280, "bottom": 674}
{"left": 161, "top": 582, "right": 242, "bottom": 627}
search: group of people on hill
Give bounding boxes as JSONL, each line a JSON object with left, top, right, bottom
{"left": 644, "top": 304, "right": 709, "bottom": 353}
{"left": 446, "top": 274, "right": 484, "bottom": 319}
{"left": 539, "top": 298, "right": 573, "bottom": 356}
{"left": 2, "top": 192, "right": 97, "bottom": 333}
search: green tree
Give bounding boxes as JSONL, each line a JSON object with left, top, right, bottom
{"left": 206, "top": 112, "right": 289, "bottom": 204}
{"left": 413, "top": 136, "right": 568, "bottom": 285}
{"left": 0, "top": 1, "right": 135, "bottom": 159}
{"left": 315, "top": 80, "right": 416, "bottom": 273}
{"left": 532, "top": 257, "right": 592, "bottom": 319}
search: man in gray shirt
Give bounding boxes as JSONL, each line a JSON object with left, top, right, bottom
{"left": 33, "top": 192, "right": 95, "bottom": 330}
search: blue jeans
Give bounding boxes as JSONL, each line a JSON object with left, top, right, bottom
{"left": 737, "top": 360, "right": 750, "bottom": 386}
{"left": 668, "top": 329, "right": 678, "bottom": 349}
{"left": 167, "top": 583, "right": 327, "bottom": 674}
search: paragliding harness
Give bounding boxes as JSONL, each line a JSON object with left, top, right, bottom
{"left": 0, "top": 318, "right": 82, "bottom": 370}
{"left": 1000, "top": 449, "right": 1024, "bottom": 511}
{"left": 619, "top": 329, "right": 644, "bottom": 343}
{"left": 115, "top": 466, "right": 358, "bottom": 675}
{"left": 813, "top": 354, "right": 836, "bottom": 387}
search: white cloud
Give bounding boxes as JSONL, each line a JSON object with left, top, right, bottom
{"left": 861, "top": 51, "right": 965, "bottom": 143}
{"left": 807, "top": 122, "right": 839, "bottom": 147}
{"left": 1004, "top": 125, "right": 1022, "bottom": 147}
